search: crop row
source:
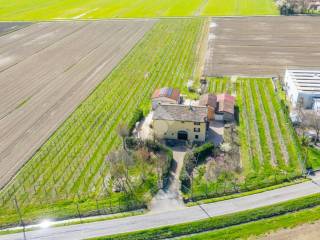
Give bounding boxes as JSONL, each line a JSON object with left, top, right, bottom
{"left": 0, "top": 19, "right": 205, "bottom": 212}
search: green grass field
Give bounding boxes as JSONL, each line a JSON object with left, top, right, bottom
{"left": 0, "top": 0, "right": 279, "bottom": 21}
{"left": 0, "top": 18, "right": 205, "bottom": 227}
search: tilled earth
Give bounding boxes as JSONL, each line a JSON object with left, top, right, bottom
{"left": 204, "top": 16, "right": 320, "bottom": 77}
{"left": 0, "top": 22, "right": 31, "bottom": 36}
{"left": 0, "top": 19, "right": 155, "bottom": 189}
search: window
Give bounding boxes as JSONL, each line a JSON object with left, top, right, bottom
{"left": 194, "top": 128, "right": 200, "bottom": 132}
{"left": 194, "top": 122, "right": 200, "bottom": 125}
{"left": 195, "top": 135, "right": 199, "bottom": 139}
{"left": 181, "top": 121, "right": 185, "bottom": 124}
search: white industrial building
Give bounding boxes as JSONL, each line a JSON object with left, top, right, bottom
{"left": 284, "top": 69, "right": 320, "bottom": 110}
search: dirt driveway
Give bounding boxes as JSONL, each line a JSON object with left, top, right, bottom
{"left": 149, "top": 145, "right": 186, "bottom": 213}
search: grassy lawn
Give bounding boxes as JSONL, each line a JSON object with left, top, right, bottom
{"left": 89, "top": 193, "right": 320, "bottom": 240}
{"left": 181, "top": 202, "right": 320, "bottom": 239}
{"left": 0, "top": 18, "right": 205, "bottom": 228}
{"left": 0, "top": 0, "right": 279, "bottom": 20}
{"left": 202, "top": 0, "right": 278, "bottom": 16}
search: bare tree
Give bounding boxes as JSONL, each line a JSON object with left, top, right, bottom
{"left": 107, "top": 150, "right": 133, "bottom": 193}
{"left": 305, "top": 109, "right": 320, "bottom": 143}
{"left": 117, "top": 122, "right": 129, "bottom": 150}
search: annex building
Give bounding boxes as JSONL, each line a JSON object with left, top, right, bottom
{"left": 284, "top": 69, "right": 320, "bottom": 110}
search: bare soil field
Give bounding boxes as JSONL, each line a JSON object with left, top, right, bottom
{"left": 0, "top": 22, "right": 31, "bottom": 36}
{"left": 258, "top": 220, "right": 320, "bottom": 240}
{"left": 204, "top": 16, "right": 320, "bottom": 77}
{"left": 0, "top": 20, "right": 155, "bottom": 189}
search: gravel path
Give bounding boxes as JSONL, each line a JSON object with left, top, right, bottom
{"left": 0, "top": 20, "right": 156, "bottom": 189}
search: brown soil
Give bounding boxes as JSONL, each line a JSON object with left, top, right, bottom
{"left": 0, "top": 20, "right": 155, "bottom": 189}
{"left": 204, "top": 16, "right": 320, "bottom": 77}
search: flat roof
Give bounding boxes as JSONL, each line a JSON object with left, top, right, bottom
{"left": 153, "top": 104, "right": 208, "bottom": 123}
{"left": 286, "top": 69, "right": 320, "bottom": 92}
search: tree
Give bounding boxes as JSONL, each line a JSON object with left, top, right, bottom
{"left": 107, "top": 150, "right": 133, "bottom": 193}
{"left": 117, "top": 122, "right": 129, "bottom": 150}
{"left": 305, "top": 109, "right": 320, "bottom": 143}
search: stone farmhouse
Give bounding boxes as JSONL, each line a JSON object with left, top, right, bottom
{"left": 150, "top": 88, "right": 235, "bottom": 142}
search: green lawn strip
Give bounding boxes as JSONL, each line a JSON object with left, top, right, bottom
{"left": 186, "top": 178, "right": 309, "bottom": 206}
{"left": 180, "top": 202, "right": 320, "bottom": 239}
{"left": 0, "top": 209, "right": 145, "bottom": 236}
{"left": 88, "top": 193, "right": 320, "bottom": 240}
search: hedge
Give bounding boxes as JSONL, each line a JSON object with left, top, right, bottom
{"left": 90, "top": 193, "right": 320, "bottom": 240}
{"left": 180, "top": 143, "right": 214, "bottom": 191}
{"left": 128, "top": 109, "right": 144, "bottom": 133}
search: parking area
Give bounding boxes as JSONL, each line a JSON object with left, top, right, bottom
{"left": 204, "top": 16, "right": 320, "bottom": 77}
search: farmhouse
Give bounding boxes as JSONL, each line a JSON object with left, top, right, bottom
{"left": 152, "top": 104, "right": 208, "bottom": 142}
{"left": 151, "top": 87, "right": 180, "bottom": 110}
{"left": 284, "top": 69, "right": 320, "bottom": 109}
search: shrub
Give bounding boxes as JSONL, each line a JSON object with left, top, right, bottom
{"left": 128, "top": 109, "right": 144, "bottom": 133}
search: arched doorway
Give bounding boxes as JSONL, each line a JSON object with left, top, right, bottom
{"left": 177, "top": 130, "right": 188, "bottom": 140}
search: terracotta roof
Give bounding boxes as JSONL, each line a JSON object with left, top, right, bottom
{"left": 153, "top": 104, "right": 208, "bottom": 122}
{"left": 199, "top": 94, "right": 217, "bottom": 108}
{"left": 151, "top": 87, "right": 180, "bottom": 101}
{"left": 217, "top": 94, "right": 235, "bottom": 114}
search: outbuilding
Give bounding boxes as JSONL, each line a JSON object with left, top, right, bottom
{"left": 215, "top": 94, "right": 235, "bottom": 122}
{"left": 284, "top": 69, "right": 320, "bottom": 109}
{"left": 151, "top": 87, "right": 180, "bottom": 110}
{"left": 199, "top": 93, "right": 217, "bottom": 120}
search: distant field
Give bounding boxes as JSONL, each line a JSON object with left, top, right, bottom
{"left": 204, "top": 17, "right": 320, "bottom": 77}
{"left": 0, "top": 0, "right": 279, "bottom": 20}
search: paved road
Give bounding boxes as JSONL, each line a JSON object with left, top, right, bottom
{"left": 2, "top": 179, "right": 320, "bottom": 240}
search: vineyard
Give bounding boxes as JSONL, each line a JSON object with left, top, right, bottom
{"left": 0, "top": 18, "right": 205, "bottom": 227}
{"left": 188, "top": 77, "right": 303, "bottom": 200}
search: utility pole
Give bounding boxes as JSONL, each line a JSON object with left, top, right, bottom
{"left": 14, "top": 197, "right": 26, "bottom": 240}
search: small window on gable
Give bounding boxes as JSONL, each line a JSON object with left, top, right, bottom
{"left": 194, "top": 122, "right": 200, "bottom": 125}
{"left": 194, "top": 128, "right": 200, "bottom": 132}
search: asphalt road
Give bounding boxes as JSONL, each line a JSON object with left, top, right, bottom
{"left": 2, "top": 179, "right": 320, "bottom": 240}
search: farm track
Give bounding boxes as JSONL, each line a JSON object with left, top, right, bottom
{"left": 0, "top": 20, "right": 156, "bottom": 190}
